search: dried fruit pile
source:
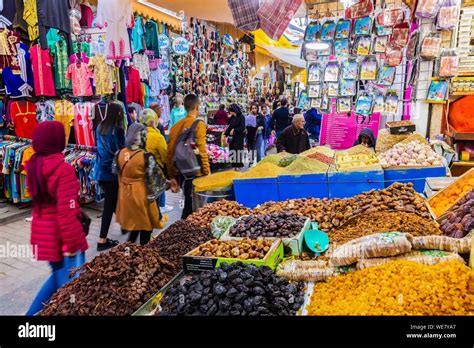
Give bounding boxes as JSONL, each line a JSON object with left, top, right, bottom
{"left": 378, "top": 141, "right": 443, "bottom": 168}
{"left": 186, "top": 200, "right": 251, "bottom": 228}
{"left": 307, "top": 260, "right": 474, "bottom": 315}
{"left": 159, "top": 262, "right": 305, "bottom": 316}
{"left": 40, "top": 243, "right": 176, "bottom": 316}
{"left": 229, "top": 212, "right": 306, "bottom": 239}
{"left": 147, "top": 220, "right": 213, "bottom": 269}
{"left": 428, "top": 173, "right": 474, "bottom": 217}
{"left": 306, "top": 151, "right": 335, "bottom": 165}
{"left": 254, "top": 183, "right": 431, "bottom": 232}
{"left": 331, "top": 211, "right": 442, "bottom": 245}
{"left": 188, "top": 239, "right": 273, "bottom": 260}
{"left": 439, "top": 189, "right": 474, "bottom": 238}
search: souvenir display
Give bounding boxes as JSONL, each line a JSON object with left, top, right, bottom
{"left": 355, "top": 36, "right": 372, "bottom": 56}
{"left": 374, "top": 35, "right": 389, "bottom": 53}
{"left": 355, "top": 93, "right": 374, "bottom": 116}
{"left": 308, "top": 63, "right": 322, "bottom": 83}
{"left": 335, "top": 19, "right": 352, "bottom": 39}
{"left": 324, "top": 62, "right": 340, "bottom": 82}
{"left": 375, "top": 20, "right": 393, "bottom": 36}
{"left": 377, "top": 66, "right": 397, "bottom": 86}
{"left": 305, "top": 46, "right": 319, "bottom": 62}
{"left": 426, "top": 79, "right": 449, "bottom": 102}
{"left": 320, "top": 93, "right": 330, "bottom": 112}
{"left": 339, "top": 79, "right": 357, "bottom": 96}
{"left": 308, "top": 84, "right": 321, "bottom": 98}
{"left": 438, "top": 50, "right": 459, "bottom": 78}
{"left": 373, "top": 93, "right": 385, "bottom": 112}
{"left": 345, "top": 0, "right": 374, "bottom": 19}
{"left": 384, "top": 92, "right": 399, "bottom": 114}
{"left": 406, "top": 30, "right": 420, "bottom": 60}
{"left": 337, "top": 97, "right": 353, "bottom": 113}
{"left": 385, "top": 47, "right": 404, "bottom": 67}
{"left": 354, "top": 16, "right": 372, "bottom": 36}
{"left": 360, "top": 56, "right": 378, "bottom": 80}
{"left": 416, "top": 0, "right": 442, "bottom": 19}
{"left": 390, "top": 22, "right": 410, "bottom": 48}
{"left": 382, "top": 8, "right": 405, "bottom": 26}
{"left": 304, "top": 21, "right": 322, "bottom": 42}
{"left": 321, "top": 20, "right": 337, "bottom": 41}
{"left": 420, "top": 34, "right": 442, "bottom": 60}
{"left": 310, "top": 98, "right": 322, "bottom": 108}
{"left": 409, "top": 59, "right": 420, "bottom": 86}
{"left": 335, "top": 39, "right": 350, "bottom": 57}
{"left": 318, "top": 41, "right": 333, "bottom": 57}
{"left": 342, "top": 59, "right": 359, "bottom": 80}
{"left": 436, "top": 0, "right": 459, "bottom": 30}
{"left": 327, "top": 82, "right": 340, "bottom": 97}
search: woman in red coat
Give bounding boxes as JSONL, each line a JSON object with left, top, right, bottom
{"left": 26, "top": 121, "right": 88, "bottom": 315}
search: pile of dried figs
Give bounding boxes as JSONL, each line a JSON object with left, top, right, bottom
{"left": 229, "top": 212, "right": 306, "bottom": 238}
{"left": 188, "top": 239, "right": 273, "bottom": 260}
{"left": 186, "top": 200, "right": 251, "bottom": 228}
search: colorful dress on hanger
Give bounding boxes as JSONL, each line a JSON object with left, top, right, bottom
{"left": 73, "top": 102, "right": 95, "bottom": 146}
{"left": 133, "top": 53, "right": 150, "bottom": 81}
{"left": 80, "top": 3, "right": 94, "bottom": 27}
{"left": 3, "top": 42, "right": 34, "bottom": 98}
{"left": 23, "top": 0, "right": 39, "bottom": 41}
{"left": 0, "top": 28, "right": 20, "bottom": 73}
{"left": 30, "top": 44, "right": 56, "bottom": 97}
{"left": 36, "top": 100, "right": 56, "bottom": 122}
{"left": 145, "top": 20, "right": 159, "bottom": 58}
{"left": 36, "top": 0, "right": 71, "bottom": 49}
{"left": 131, "top": 16, "right": 144, "bottom": 53}
{"left": 10, "top": 100, "right": 37, "bottom": 139}
{"left": 66, "top": 62, "right": 94, "bottom": 97}
{"left": 54, "top": 99, "right": 74, "bottom": 143}
{"left": 96, "top": 0, "right": 133, "bottom": 60}
{"left": 89, "top": 55, "right": 114, "bottom": 95}
{"left": 125, "top": 66, "right": 143, "bottom": 106}
{"left": 50, "top": 37, "right": 72, "bottom": 93}
{"left": 0, "top": 0, "right": 15, "bottom": 27}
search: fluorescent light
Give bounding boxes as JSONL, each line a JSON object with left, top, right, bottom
{"left": 137, "top": 0, "right": 182, "bottom": 20}
{"left": 260, "top": 67, "right": 265, "bottom": 70}
{"left": 306, "top": 41, "right": 330, "bottom": 50}
{"left": 251, "top": 67, "right": 256, "bottom": 71}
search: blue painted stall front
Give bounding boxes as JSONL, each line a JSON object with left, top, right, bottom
{"left": 328, "top": 170, "right": 385, "bottom": 198}
{"left": 278, "top": 173, "right": 328, "bottom": 200}
{"left": 384, "top": 166, "right": 447, "bottom": 193}
{"left": 233, "top": 177, "right": 280, "bottom": 208}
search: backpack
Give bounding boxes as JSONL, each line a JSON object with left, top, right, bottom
{"left": 173, "top": 119, "right": 203, "bottom": 178}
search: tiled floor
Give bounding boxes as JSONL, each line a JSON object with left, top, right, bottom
{"left": 0, "top": 192, "right": 184, "bottom": 315}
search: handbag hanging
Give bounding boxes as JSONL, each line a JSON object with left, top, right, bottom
{"left": 345, "top": 0, "right": 374, "bottom": 19}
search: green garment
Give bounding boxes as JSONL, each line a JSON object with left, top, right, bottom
{"left": 72, "top": 41, "right": 90, "bottom": 57}
{"left": 132, "top": 16, "right": 145, "bottom": 53}
{"left": 46, "top": 28, "right": 61, "bottom": 48}
{"left": 145, "top": 20, "right": 159, "bottom": 58}
{"left": 50, "top": 37, "right": 72, "bottom": 93}
{"left": 169, "top": 106, "right": 187, "bottom": 128}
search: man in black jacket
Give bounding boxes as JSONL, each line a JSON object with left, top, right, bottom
{"left": 271, "top": 98, "right": 291, "bottom": 138}
{"left": 276, "top": 114, "right": 311, "bottom": 155}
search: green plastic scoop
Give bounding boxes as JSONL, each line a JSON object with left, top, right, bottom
{"left": 304, "top": 222, "right": 329, "bottom": 255}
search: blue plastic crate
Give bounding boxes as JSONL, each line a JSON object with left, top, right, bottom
{"left": 233, "top": 177, "right": 280, "bottom": 208}
{"left": 278, "top": 173, "right": 329, "bottom": 200}
{"left": 328, "top": 170, "right": 385, "bottom": 199}
{"left": 384, "top": 166, "right": 447, "bottom": 193}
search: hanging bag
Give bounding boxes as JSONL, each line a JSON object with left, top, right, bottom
{"left": 228, "top": 0, "right": 260, "bottom": 31}
{"left": 437, "top": 0, "right": 459, "bottom": 30}
{"left": 257, "top": 0, "right": 303, "bottom": 40}
{"left": 345, "top": 0, "right": 374, "bottom": 19}
{"left": 420, "top": 33, "right": 442, "bottom": 60}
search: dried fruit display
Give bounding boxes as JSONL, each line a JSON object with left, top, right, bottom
{"left": 438, "top": 189, "right": 474, "bottom": 238}
{"left": 336, "top": 152, "right": 380, "bottom": 171}
{"left": 278, "top": 154, "right": 299, "bottom": 167}
{"left": 254, "top": 183, "right": 431, "bottom": 232}
{"left": 188, "top": 239, "right": 274, "bottom": 260}
{"left": 411, "top": 235, "right": 471, "bottom": 254}
{"left": 40, "top": 243, "right": 177, "bottom": 316}
{"left": 331, "top": 211, "right": 442, "bottom": 245}
{"left": 307, "top": 260, "right": 474, "bottom": 315}
{"left": 159, "top": 262, "right": 305, "bottom": 316}
{"left": 186, "top": 200, "right": 251, "bottom": 228}
{"left": 211, "top": 216, "right": 237, "bottom": 239}
{"left": 306, "top": 151, "right": 335, "bottom": 165}
{"left": 276, "top": 259, "right": 355, "bottom": 282}
{"left": 378, "top": 140, "right": 443, "bottom": 167}
{"left": 147, "top": 220, "right": 213, "bottom": 268}
{"left": 229, "top": 212, "right": 306, "bottom": 239}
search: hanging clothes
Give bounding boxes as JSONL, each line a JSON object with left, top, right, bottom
{"left": 79, "top": 3, "right": 94, "bottom": 28}
{"left": 10, "top": 100, "right": 37, "bottom": 138}
{"left": 30, "top": 44, "right": 56, "bottom": 97}
{"left": 36, "top": 0, "right": 71, "bottom": 49}
{"left": 131, "top": 16, "right": 145, "bottom": 53}
{"left": 145, "top": 20, "right": 159, "bottom": 58}
{"left": 70, "top": 52, "right": 89, "bottom": 64}
{"left": 73, "top": 102, "right": 95, "bottom": 146}
{"left": 54, "top": 99, "right": 74, "bottom": 143}
{"left": 13, "top": 0, "right": 28, "bottom": 38}
{"left": 0, "top": 28, "right": 20, "bottom": 74}
{"left": 22, "top": 0, "right": 39, "bottom": 41}
{"left": 90, "top": 38, "right": 106, "bottom": 57}
{"left": 3, "top": 42, "right": 33, "bottom": 98}
{"left": 133, "top": 53, "right": 150, "bottom": 82}
{"left": 125, "top": 66, "right": 143, "bottom": 106}
{"left": 50, "top": 37, "right": 72, "bottom": 94}
{"left": 36, "top": 100, "right": 56, "bottom": 122}
{"left": 72, "top": 41, "right": 90, "bottom": 57}
{"left": 89, "top": 55, "right": 114, "bottom": 95}
{"left": 96, "top": 0, "right": 133, "bottom": 60}
{"left": 0, "top": 0, "right": 15, "bottom": 27}
{"left": 66, "top": 62, "right": 94, "bottom": 97}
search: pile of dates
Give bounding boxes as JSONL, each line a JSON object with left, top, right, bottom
{"left": 159, "top": 262, "right": 305, "bottom": 316}
{"left": 439, "top": 189, "right": 474, "bottom": 238}
{"left": 40, "top": 243, "right": 176, "bottom": 316}
{"left": 186, "top": 200, "right": 251, "bottom": 228}
{"left": 188, "top": 239, "right": 273, "bottom": 260}
{"left": 229, "top": 212, "right": 306, "bottom": 238}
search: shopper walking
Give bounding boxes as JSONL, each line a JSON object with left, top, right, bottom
{"left": 169, "top": 95, "right": 187, "bottom": 129}
{"left": 225, "top": 103, "right": 246, "bottom": 170}
{"left": 255, "top": 108, "right": 266, "bottom": 162}
{"left": 114, "top": 123, "right": 163, "bottom": 245}
{"left": 167, "top": 94, "right": 210, "bottom": 219}
{"left": 214, "top": 104, "right": 229, "bottom": 125}
{"left": 245, "top": 103, "right": 258, "bottom": 152}
{"left": 95, "top": 103, "right": 125, "bottom": 251}
{"left": 276, "top": 114, "right": 311, "bottom": 154}
{"left": 128, "top": 106, "right": 138, "bottom": 123}
{"left": 26, "top": 121, "right": 88, "bottom": 315}
{"left": 271, "top": 98, "right": 291, "bottom": 138}
{"left": 261, "top": 104, "right": 273, "bottom": 152}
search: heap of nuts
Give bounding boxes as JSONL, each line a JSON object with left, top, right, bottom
{"left": 186, "top": 200, "right": 251, "bottom": 228}
{"left": 147, "top": 220, "right": 213, "bottom": 269}
{"left": 188, "top": 239, "right": 273, "bottom": 260}
{"left": 254, "top": 183, "right": 431, "bottom": 232}
{"left": 229, "top": 212, "right": 306, "bottom": 239}
{"left": 306, "top": 151, "right": 335, "bottom": 165}
{"left": 40, "top": 243, "right": 177, "bottom": 316}
{"left": 439, "top": 189, "right": 474, "bottom": 238}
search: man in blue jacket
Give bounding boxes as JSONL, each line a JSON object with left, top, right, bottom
{"left": 304, "top": 108, "right": 322, "bottom": 142}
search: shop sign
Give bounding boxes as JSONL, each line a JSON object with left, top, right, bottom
{"left": 172, "top": 37, "right": 190, "bottom": 55}
{"left": 159, "top": 59, "right": 170, "bottom": 73}
{"left": 158, "top": 34, "right": 170, "bottom": 49}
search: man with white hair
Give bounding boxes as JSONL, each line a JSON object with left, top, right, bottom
{"left": 276, "top": 114, "right": 311, "bottom": 154}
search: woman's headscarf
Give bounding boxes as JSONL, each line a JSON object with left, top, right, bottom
{"left": 26, "top": 121, "right": 66, "bottom": 204}
{"left": 125, "top": 122, "right": 147, "bottom": 149}
{"left": 140, "top": 108, "right": 158, "bottom": 127}
{"left": 228, "top": 103, "right": 242, "bottom": 116}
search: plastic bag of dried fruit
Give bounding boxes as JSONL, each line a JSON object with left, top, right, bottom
{"left": 210, "top": 216, "right": 236, "bottom": 239}
{"left": 411, "top": 233, "right": 472, "bottom": 254}
{"left": 330, "top": 232, "right": 413, "bottom": 266}
{"left": 276, "top": 259, "right": 355, "bottom": 282}
{"left": 356, "top": 250, "right": 464, "bottom": 270}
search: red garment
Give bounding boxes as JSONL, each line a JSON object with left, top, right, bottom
{"left": 0, "top": 29, "right": 20, "bottom": 73}
{"left": 73, "top": 102, "right": 95, "bottom": 146}
{"left": 30, "top": 153, "right": 88, "bottom": 262}
{"left": 79, "top": 4, "right": 94, "bottom": 27}
{"left": 126, "top": 67, "right": 143, "bottom": 106}
{"left": 11, "top": 101, "right": 37, "bottom": 139}
{"left": 30, "top": 44, "right": 56, "bottom": 97}
{"left": 214, "top": 109, "right": 229, "bottom": 125}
